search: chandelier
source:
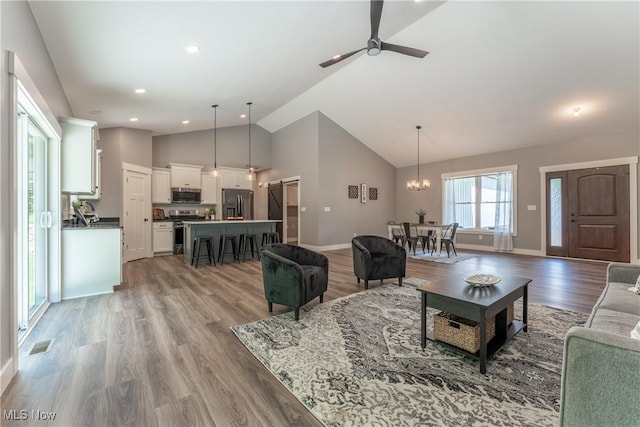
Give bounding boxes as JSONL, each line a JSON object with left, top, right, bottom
{"left": 246, "top": 101, "right": 255, "bottom": 181}
{"left": 212, "top": 104, "right": 219, "bottom": 177}
{"left": 406, "top": 125, "right": 430, "bottom": 190}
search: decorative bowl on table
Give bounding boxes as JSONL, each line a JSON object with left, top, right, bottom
{"left": 464, "top": 274, "right": 501, "bottom": 287}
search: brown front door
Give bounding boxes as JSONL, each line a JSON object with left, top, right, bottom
{"left": 546, "top": 165, "right": 630, "bottom": 262}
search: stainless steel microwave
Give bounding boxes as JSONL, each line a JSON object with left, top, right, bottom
{"left": 171, "top": 188, "right": 201, "bottom": 204}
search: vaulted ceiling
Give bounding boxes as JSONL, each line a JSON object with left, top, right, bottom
{"left": 29, "top": 1, "right": 639, "bottom": 168}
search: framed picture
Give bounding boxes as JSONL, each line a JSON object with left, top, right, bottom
{"left": 348, "top": 185, "right": 359, "bottom": 199}
{"left": 360, "top": 183, "right": 367, "bottom": 203}
{"left": 369, "top": 187, "right": 378, "bottom": 201}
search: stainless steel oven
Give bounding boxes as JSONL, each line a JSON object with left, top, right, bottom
{"left": 168, "top": 209, "right": 205, "bottom": 254}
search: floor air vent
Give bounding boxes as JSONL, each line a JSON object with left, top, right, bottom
{"left": 29, "top": 340, "right": 52, "bottom": 355}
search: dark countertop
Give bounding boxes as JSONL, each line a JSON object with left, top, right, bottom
{"left": 62, "top": 217, "right": 121, "bottom": 230}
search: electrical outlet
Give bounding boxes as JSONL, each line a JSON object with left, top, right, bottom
{"left": 300, "top": 207, "right": 306, "bottom": 212}
{"left": 353, "top": 232, "right": 357, "bottom": 237}
{"left": 478, "top": 235, "right": 483, "bottom": 240}
{"left": 324, "top": 206, "right": 331, "bottom": 212}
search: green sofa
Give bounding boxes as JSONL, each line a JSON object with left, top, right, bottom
{"left": 559, "top": 262, "right": 640, "bottom": 426}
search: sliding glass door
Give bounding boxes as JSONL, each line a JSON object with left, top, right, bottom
{"left": 18, "top": 109, "right": 50, "bottom": 333}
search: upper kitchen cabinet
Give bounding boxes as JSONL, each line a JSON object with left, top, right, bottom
{"left": 169, "top": 163, "right": 202, "bottom": 189}
{"left": 152, "top": 167, "right": 171, "bottom": 204}
{"left": 81, "top": 149, "right": 102, "bottom": 200}
{"left": 60, "top": 117, "right": 98, "bottom": 194}
{"left": 219, "top": 167, "right": 253, "bottom": 190}
{"left": 201, "top": 172, "right": 218, "bottom": 205}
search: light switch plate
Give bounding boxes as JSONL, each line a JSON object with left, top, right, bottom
{"left": 300, "top": 207, "right": 306, "bottom": 212}
{"left": 527, "top": 205, "right": 537, "bottom": 211}
{"left": 324, "top": 206, "right": 331, "bottom": 212}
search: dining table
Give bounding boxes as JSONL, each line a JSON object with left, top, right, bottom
{"left": 387, "top": 223, "right": 449, "bottom": 255}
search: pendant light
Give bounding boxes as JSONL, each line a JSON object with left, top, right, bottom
{"left": 406, "top": 125, "right": 431, "bottom": 190}
{"left": 246, "top": 101, "right": 254, "bottom": 181}
{"left": 212, "top": 104, "right": 219, "bottom": 177}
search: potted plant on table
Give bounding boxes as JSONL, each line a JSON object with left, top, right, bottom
{"left": 415, "top": 209, "right": 428, "bottom": 224}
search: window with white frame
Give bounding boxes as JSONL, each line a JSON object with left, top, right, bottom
{"left": 443, "top": 165, "right": 517, "bottom": 233}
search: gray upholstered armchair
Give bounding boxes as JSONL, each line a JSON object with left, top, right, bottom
{"left": 260, "top": 243, "right": 329, "bottom": 320}
{"left": 352, "top": 235, "right": 406, "bottom": 290}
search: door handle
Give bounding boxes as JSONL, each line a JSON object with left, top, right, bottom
{"left": 39, "top": 212, "right": 46, "bottom": 228}
{"left": 144, "top": 218, "right": 149, "bottom": 222}
{"left": 570, "top": 220, "right": 576, "bottom": 223}
{"left": 47, "top": 211, "right": 53, "bottom": 228}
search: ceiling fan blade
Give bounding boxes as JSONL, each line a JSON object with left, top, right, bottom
{"left": 319, "top": 47, "right": 366, "bottom": 68}
{"left": 381, "top": 42, "right": 429, "bottom": 58}
{"left": 370, "top": 0, "right": 384, "bottom": 39}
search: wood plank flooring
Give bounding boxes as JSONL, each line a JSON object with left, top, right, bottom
{"left": 1, "top": 249, "right": 607, "bottom": 426}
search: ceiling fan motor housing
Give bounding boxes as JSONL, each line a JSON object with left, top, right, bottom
{"left": 367, "top": 38, "right": 381, "bottom": 56}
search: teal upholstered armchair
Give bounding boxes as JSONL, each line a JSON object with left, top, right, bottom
{"left": 260, "top": 243, "right": 328, "bottom": 321}
{"left": 352, "top": 235, "right": 406, "bottom": 290}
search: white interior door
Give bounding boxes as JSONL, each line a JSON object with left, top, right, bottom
{"left": 123, "top": 166, "right": 152, "bottom": 262}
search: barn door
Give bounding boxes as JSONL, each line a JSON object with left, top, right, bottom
{"left": 268, "top": 182, "right": 283, "bottom": 242}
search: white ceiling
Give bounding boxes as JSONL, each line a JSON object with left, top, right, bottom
{"left": 30, "top": 1, "right": 639, "bottom": 168}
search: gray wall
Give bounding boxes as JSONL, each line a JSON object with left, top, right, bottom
{"left": 1, "top": 0, "right": 72, "bottom": 382}
{"left": 92, "top": 127, "right": 153, "bottom": 217}
{"left": 152, "top": 124, "right": 271, "bottom": 171}
{"left": 317, "top": 112, "right": 396, "bottom": 245}
{"left": 256, "top": 112, "right": 320, "bottom": 244}
{"left": 256, "top": 111, "right": 397, "bottom": 247}
{"left": 396, "top": 131, "right": 639, "bottom": 254}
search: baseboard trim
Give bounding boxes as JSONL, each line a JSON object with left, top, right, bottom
{"left": 455, "top": 243, "right": 545, "bottom": 257}
{"left": 1, "top": 357, "right": 16, "bottom": 396}
{"left": 61, "top": 289, "right": 114, "bottom": 301}
{"left": 299, "top": 243, "right": 351, "bottom": 252}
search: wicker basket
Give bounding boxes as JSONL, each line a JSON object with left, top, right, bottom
{"left": 507, "top": 303, "right": 514, "bottom": 325}
{"left": 434, "top": 312, "right": 496, "bottom": 354}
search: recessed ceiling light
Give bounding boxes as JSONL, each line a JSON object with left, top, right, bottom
{"left": 134, "top": 88, "right": 146, "bottom": 94}
{"left": 129, "top": 117, "right": 139, "bottom": 122}
{"left": 240, "top": 114, "right": 247, "bottom": 118}
{"left": 186, "top": 45, "right": 200, "bottom": 53}
{"left": 182, "top": 120, "right": 190, "bottom": 125}
{"left": 571, "top": 106, "right": 583, "bottom": 116}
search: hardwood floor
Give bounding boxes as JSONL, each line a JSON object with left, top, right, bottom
{"left": 1, "top": 249, "right": 607, "bottom": 426}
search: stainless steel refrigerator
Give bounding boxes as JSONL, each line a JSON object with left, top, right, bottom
{"left": 221, "top": 189, "right": 254, "bottom": 220}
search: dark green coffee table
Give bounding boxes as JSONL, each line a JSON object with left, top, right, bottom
{"left": 417, "top": 274, "right": 530, "bottom": 374}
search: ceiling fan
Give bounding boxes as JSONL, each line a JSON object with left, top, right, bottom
{"left": 319, "top": 0, "right": 429, "bottom": 68}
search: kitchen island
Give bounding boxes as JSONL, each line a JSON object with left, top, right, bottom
{"left": 183, "top": 220, "right": 281, "bottom": 264}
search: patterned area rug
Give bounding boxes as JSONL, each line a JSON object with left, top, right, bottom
{"left": 408, "top": 252, "right": 477, "bottom": 264}
{"left": 231, "top": 279, "right": 587, "bottom": 427}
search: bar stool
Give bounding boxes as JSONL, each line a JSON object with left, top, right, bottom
{"left": 218, "top": 234, "right": 239, "bottom": 264}
{"left": 191, "top": 236, "right": 215, "bottom": 268}
{"left": 261, "top": 231, "right": 280, "bottom": 246}
{"left": 239, "top": 233, "right": 260, "bottom": 262}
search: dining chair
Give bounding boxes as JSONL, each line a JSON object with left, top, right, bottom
{"left": 416, "top": 227, "right": 434, "bottom": 253}
{"left": 402, "top": 222, "right": 423, "bottom": 255}
{"left": 432, "top": 222, "right": 459, "bottom": 257}
{"left": 390, "top": 224, "right": 406, "bottom": 247}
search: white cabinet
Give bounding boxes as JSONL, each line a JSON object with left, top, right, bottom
{"left": 62, "top": 227, "right": 121, "bottom": 299}
{"left": 153, "top": 222, "right": 174, "bottom": 254}
{"left": 60, "top": 117, "right": 98, "bottom": 194}
{"left": 152, "top": 168, "right": 171, "bottom": 204}
{"left": 169, "top": 163, "right": 202, "bottom": 189}
{"left": 219, "top": 167, "right": 253, "bottom": 190}
{"left": 82, "top": 149, "right": 102, "bottom": 200}
{"left": 201, "top": 173, "right": 218, "bottom": 204}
